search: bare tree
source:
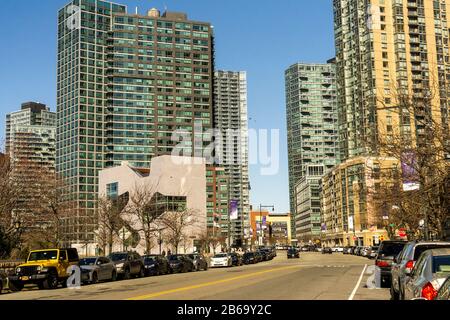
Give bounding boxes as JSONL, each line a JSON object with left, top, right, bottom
{"left": 0, "top": 154, "right": 20, "bottom": 258}
{"left": 97, "top": 194, "right": 128, "bottom": 255}
{"left": 126, "top": 182, "right": 161, "bottom": 254}
{"left": 159, "top": 209, "right": 200, "bottom": 254}
{"left": 370, "top": 84, "right": 450, "bottom": 239}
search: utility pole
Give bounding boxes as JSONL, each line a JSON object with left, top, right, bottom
{"left": 227, "top": 176, "right": 231, "bottom": 253}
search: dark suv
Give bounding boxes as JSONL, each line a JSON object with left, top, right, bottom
{"left": 108, "top": 252, "right": 144, "bottom": 280}
{"left": 375, "top": 240, "right": 407, "bottom": 288}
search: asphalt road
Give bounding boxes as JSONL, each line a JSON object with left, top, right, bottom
{"left": 0, "top": 252, "right": 390, "bottom": 300}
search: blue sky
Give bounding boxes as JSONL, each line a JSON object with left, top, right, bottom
{"left": 0, "top": 0, "right": 335, "bottom": 213}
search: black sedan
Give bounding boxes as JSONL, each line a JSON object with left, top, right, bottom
{"left": 168, "top": 255, "right": 195, "bottom": 273}
{"left": 143, "top": 255, "right": 171, "bottom": 276}
{"left": 287, "top": 248, "right": 300, "bottom": 259}
{"left": 322, "top": 247, "right": 333, "bottom": 254}
{"left": 242, "top": 252, "right": 257, "bottom": 264}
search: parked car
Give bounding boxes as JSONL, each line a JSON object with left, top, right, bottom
{"left": 187, "top": 254, "right": 209, "bottom": 271}
{"left": 257, "top": 250, "right": 269, "bottom": 261}
{"left": 322, "top": 247, "right": 333, "bottom": 254}
{"left": 0, "top": 272, "right": 6, "bottom": 294}
{"left": 260, "top": 248, "right": 274, "bottom": 260}
{"left": 332, "top": 247, "right": 344, "bottom": 253}
{"left": 230, "top": 253, "right": 243, "bottom": 266}
{"left": 254, "top": 251, "right": 263, "bottom": 263}
{"left": 167, "top": 255, "right": 194, "bottom": 273}
{"left": 436, "top": 276, "right": 450, "bottom": 300}
{"left": 8, "top": 248, "right": 79, "bottom": 291}
{"left": 242, "top": 252, "right": 257, "bottom": 264}
{"left": 349, "top": 246, "right": 357, "bottom": 255}
{"left": 108, "top": 251, "right": 145, "bottom": 280}
{"left": 391, "top": 241, "right": 450, "bottom": 300}
{"left": 367, "top": 246, "right": 379, "bottom": 259}
{"left": 210, "top": 253, "right": 232, "bottom": 268}
{"left": 301, "top": 246, "right": 309, "bottom": 252}
{"left": 287, "top": 248, "right": 300, "bottom": 259}
{"left": 403, "top": 248, "right": 450, "bottom": 300}
{"left": 143, "top": 255, "right": 171, "bottom": 276}
{"left": 375, "top": 240, "right": 407, "bottom": 288}
{"left": 354, "top": 246, "right": 363, "bottom": 256}
{"left": 360, "top": 247, "right": 370, "bottom": 257}
{"left": 79, "top": 256, "right": 117, "bottom": 284}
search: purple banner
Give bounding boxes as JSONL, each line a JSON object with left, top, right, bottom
{"left": 229, "top": 200, "right": 238, "bottom": 220}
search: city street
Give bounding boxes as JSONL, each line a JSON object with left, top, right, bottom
{"left": 0, "top": 252, "right": 389, "bottom": 300}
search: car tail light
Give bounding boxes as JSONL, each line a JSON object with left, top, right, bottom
{"left": 405, "top": 260, "right": 414, "bottom": 272}
{"left": 376, "top": 260, "right": 390, "bottom": 267}
{"left": 421, "top": 282, "right": 438, "bottom": 300}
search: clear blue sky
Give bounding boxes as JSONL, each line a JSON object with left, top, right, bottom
{"left": 0, "top": 0, "right": 335, "bottom": 213}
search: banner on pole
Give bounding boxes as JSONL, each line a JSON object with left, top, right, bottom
{"left": 229, "top": 200, "right": 239, "bottom": 220}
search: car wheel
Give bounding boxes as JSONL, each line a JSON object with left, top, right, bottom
{"left": 139, "top": 267, "right": 145, "bottom": 278}
{"left": 111, "top": 271, "right": 117, "bottom": 282}
{"left": 8, "top": 281, "right": 24, "bottom": 292}
{"left": 91, "top": 272, "right": 98, "bottom": 284}
{"left": 390, "top": 284, "right": 399, "bottom": 300}
{"left": 124, "top": 268, "right": 131, "bottom": 280}
{"left": 204, "top": 264, "right": 208, "bottom": 271}
{"left": 43, "top": 271, "right": 59, "bottom": 290}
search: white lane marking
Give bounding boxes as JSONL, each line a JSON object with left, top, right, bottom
{"left": 348, "top": 264, "right": 367, "bottom": 300}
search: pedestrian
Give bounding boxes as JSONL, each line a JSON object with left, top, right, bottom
{"left": 162, "top": 250, "right": 166, "bottom": 257}
{"left": 168, "top": 249, "right": 172, "bottom": 256}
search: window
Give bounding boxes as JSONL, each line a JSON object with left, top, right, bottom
{"left": 107, "top": 182, "right": 119, "bottom": 199}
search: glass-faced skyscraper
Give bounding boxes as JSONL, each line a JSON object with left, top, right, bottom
{"left": 285, "top": 61, "right": 340, "bottom": 238}
{"left": 213, "top": 71, "right": 250, "bottom": 247}
{"left": 57, "top": 0, "right": 214, "bottom": 245}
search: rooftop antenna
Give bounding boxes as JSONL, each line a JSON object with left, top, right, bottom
{"left": 135, "top": 6, "right": 138, "bottom": 15}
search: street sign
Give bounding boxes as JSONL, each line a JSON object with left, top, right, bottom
{"left": 398, "top": 229, "right": 407, "bottom": 237}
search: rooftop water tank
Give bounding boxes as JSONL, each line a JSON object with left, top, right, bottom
{"left": 148, "top": 8, "right": 160, "bottom": 17}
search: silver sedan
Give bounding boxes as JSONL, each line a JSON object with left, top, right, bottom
{"left": 79, "top": 257, "right": 117, "bottom": 284}
{"left": 403, "top": 248, "right": 450, "bottom": 300}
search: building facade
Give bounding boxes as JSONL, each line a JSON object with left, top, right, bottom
{"left": 97, "top": 156, "right": 207, "bottom": 256}
{"left": 5, "top": 102, "right": 56, "bottom": 224}
{"left": 334, "top": 0, "right": 450, "bottom": 160}
{"left": 213, "top": 70, "right": 250, "bottom": 247}
{"left": 57, "top": 0, "right": 214, "bottom": 245}
{"left": 206, "top": 166, "right": 229, "bottom": 242}
{"left": 294, "top": 165, "right": 325, "bottom": 242}
{"left": 285, "top": 61, "right": 340, "bottom": 237}
{"left": 320, "top": 157, "right": 398, "bottom": 247}
{"left": 249, "top": 210, "right": 292, "bottom": 247}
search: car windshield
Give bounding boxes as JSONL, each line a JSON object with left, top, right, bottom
{"left": 168, "top": 255, "right": 182, "bottom": 261}
{"left": 214, "top": 254, "right": 228, "bottom": 258}
{"left": 244, "top": 253, "right": 254, "bottom": 257}
{"left": 432, "top": 256, "right": 450, "bottom": 273}
{"left": 144, "top": 256, "right": 156, "bottom": 263}
{"left": 79, "top": 258, "right": 97, "bottom": 266}
{"left": 187, "top": 255, "right": 197, "bottom": 260}
{"left": 28, "top": 250, "right": 58, "bottom": 261}
{"left": 379, "top": 242, "right": 406, "bottom": 256}
{"left": 108, "top": 253, "right": 127, "bottom": 262}
{"left": 415, "top": 245, "right": 450, "bottom": 260}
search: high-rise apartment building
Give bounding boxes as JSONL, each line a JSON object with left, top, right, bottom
{"left": 334, "top": 0, "right": 450, "bottom": 160}
{"left": 5, "top": 102, "right": 56, "bottom": 222}
{"left": 57, "top": 0, "right": 214, "bottom": 245}
{"left": 213, "top": 70, "right": 250, "bottom": 247}
{"left": 285, "top": 61, "right": 340, "bottom": 238}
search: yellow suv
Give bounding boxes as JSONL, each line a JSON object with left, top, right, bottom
{"left": 8, "top": 248, "right": 79, "bottom": 291}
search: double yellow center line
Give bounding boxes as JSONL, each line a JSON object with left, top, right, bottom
{"left": 126, "top": 265, "right": 301, "bottom": 300}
